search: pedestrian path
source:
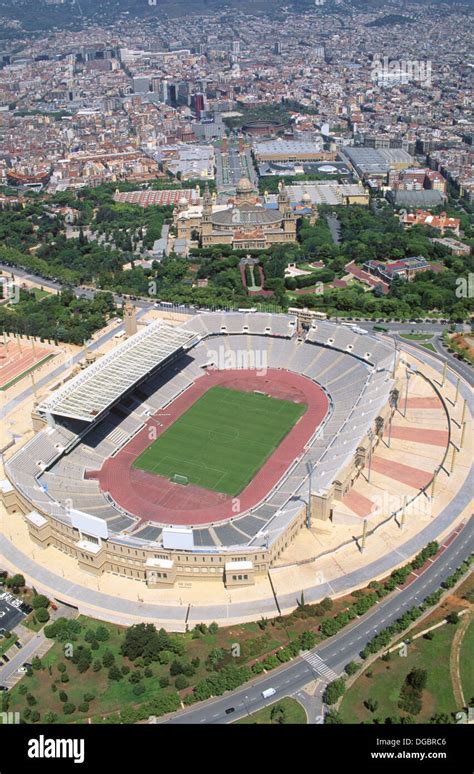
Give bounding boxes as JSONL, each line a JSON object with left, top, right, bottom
{"left": 300, "top": 651, "right": 339, "bottom": 681}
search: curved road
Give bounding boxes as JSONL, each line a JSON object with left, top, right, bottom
{"left": 163, "top": 516, "right": 473, "bottom": 724}
{"left": 1, "top": 261, "right": 472, "bottom": 723}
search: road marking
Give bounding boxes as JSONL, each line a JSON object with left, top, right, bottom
{"left": 300, "top": 651, "right": 339, "bottom": 681}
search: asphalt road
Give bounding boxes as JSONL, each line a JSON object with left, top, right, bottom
{"left": 0, "top": 261, "right": 468, "bottom": 337}
{"left": 0, "top": 630, "right": 46, "bottom": 687}
{"left": 395, "top": 334, "right": 473, "bottom": 387}
{"left": 163, "top": 517, "right": 473, "bottom": 724}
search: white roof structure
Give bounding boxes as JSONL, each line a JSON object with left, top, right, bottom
{"left": 37, "top": 322, "right": 197, "bottom": 422}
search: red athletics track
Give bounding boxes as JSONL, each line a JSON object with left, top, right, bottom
{"left": 89, "top": 369, "right": 329, "bottom": 527}
{"left": 0, "top": 341, "right": 54, "bottom": 389}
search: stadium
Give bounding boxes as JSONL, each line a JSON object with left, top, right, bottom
{"left": 2, "top": 311, "right": 397, "bottom": 589}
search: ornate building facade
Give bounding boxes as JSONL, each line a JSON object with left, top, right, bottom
{"left": 174, "top": 177, "right": 298, "bottom": 251}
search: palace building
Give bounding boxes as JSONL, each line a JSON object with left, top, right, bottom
{"left": 174, "top": 177, "right": 298, "bottom": 251}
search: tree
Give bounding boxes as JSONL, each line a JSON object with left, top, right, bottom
{"left": 270, "top": 703, "right": 286, "bottom": 724}
{"left": 323, "top": 679, "right": 346, "bottom": 705}
{"left": 35, "top": 607, "right": 50, "bottom": 623}
{"left": 174, "top": 675, "right": 189, "bottom": 690}
{"left": 446, "top": 612, "right": 459, "bottom": 625}
{"left": 32, "top": 594, "right": 49, "bottom": 610}
{"left": 95, "top": 625, "right": 110, "bottom": 642}
{"left": 344, "top": 661, "right": 359, "bottom": 676}
{"left": 364, "top": 698, "right": 379, "bottom": 713}
{"left": 108, "top": 666, "right": 122, "bottom": 682}
{"left": 102, "top": 650, "right": 115, "bottom": 668}
{"left": 407, "top": 669, "right": 427, "bottom": 692}
{"left": 324, "top": 709, "right": 343, "bottom": 724}
{"left": 7, "top": 574, "right": 25, "bottom": 590}
{"left": 63, "top": 703, "right": 76, "bottom": 715}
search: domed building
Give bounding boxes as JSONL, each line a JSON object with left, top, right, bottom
{"left": 175, "top": 177, "right": 298, "bottom": 251}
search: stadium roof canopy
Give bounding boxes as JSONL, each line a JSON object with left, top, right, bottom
{"left": 37, "top": 322, "right": 197, "bottom": 422}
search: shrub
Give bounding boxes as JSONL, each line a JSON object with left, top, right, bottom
{"left": 108, "top": 666, "right": 122, "bottom": 681}
{"left": 174, "top": 675, "right": 189, "bottom": 690}
{"left": 323, "top": 679, "right": 346, "bottom": 705}
{"left": 102, "top": 650, "right": 115, "bottom": 668}
{"left": 63, "top": 703, "right": 76, "bottom": 715}
{"left": 344, "top": 661, "right": 359, "bottom": 676}
{"left": 78, "top": 702, "right": 89, "bottom": 713}
{"left": 32, "top": 594, "right": 49, "bottom": 610}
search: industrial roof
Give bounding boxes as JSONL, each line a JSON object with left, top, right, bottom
{"left": 37, "top": 322, "right": 197, "bottom": 422}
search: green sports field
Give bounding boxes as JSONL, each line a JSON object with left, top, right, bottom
{"left": 132, "top": 386, "right": 307, "bottom": 496}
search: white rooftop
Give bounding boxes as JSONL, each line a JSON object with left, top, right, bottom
{"left": 37, "top": 321, "right": 197, "bottom": 422}
{"left": 225, "top": 560, "right": 253, "bottom": 571}
{"left": 26, "top": 510, "right": 48, "bottom": 527}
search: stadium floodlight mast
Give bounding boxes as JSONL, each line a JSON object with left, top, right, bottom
{"left": 306, "top": 460, "right": 314, "bottom": 528}
{"left": 403, "top": 368, "right": 415, "bottom": 417}
{"left": 367, "top": 428, "right": 375, "bottom": 483}
{"left": 387, "top": 390, "right": 398, "bottom": 448}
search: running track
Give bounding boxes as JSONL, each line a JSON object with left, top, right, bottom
{"left": 91, "top": 369, "right": 329, "bottom": 526}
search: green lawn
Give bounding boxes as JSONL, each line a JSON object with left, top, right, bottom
{"left": 235, "top": 697, "right": 307, "bottom": 724}
{"left": 0, "top": 632, "right": 16, "bottom": 657}
{"left": 340, "top": 623, "right": 459, "bottom": 723}
{"left": 399, "top": 333, "right": 434, "bottom": 341}
{"left": 133, "top": 386, "right": 306, "bottom": 495}
{"left": 460, "top": 620, "right": 474, "bottom": 705}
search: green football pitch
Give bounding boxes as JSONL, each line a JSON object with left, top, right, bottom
{"left": 132, "top": 385, "right": 307, "bottom": 496}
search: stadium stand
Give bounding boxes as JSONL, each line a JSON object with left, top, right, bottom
{"left": 5, "top": 314, "right": 394, "bottom": 553}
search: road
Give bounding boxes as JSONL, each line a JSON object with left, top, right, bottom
{"left": 326, "top": 213, "right": 341, "bottom": 245}
{"left": 0, "top": 604, "right": 76, "bottom": 689}
{"left": 392, "top": 333, "right": 473, "bottom": 387}
{"left": 0, "top": 630, "right": 47, "bottom": 688}
{"left": 1, "top": 261, "right": 470, "bottom": 338}
{"left": 163, "top": 517, "right": 473, "bottom": 724}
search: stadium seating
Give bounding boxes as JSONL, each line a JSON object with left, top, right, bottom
{"left": 5, "top": 314, "right": 394, "bottom": 550}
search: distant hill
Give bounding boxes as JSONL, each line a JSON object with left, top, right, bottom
{"left": 0, "top": 0, "right": 469, "bottom": 36}
{"left": 366, "top": 14, "right": 416, "bottom": 27}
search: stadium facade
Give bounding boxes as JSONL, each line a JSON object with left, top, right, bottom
{"left": 1, "top": 312, "right": 398, "bottom": 589}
